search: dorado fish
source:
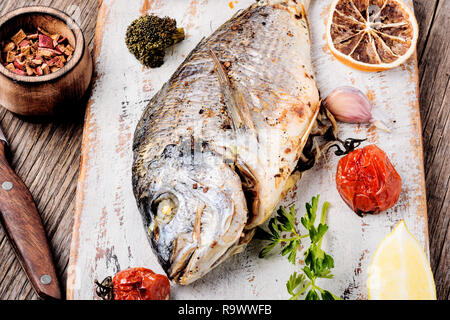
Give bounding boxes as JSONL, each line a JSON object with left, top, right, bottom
{"left": 132, "top": 0, "right": 327, "bottom": 285}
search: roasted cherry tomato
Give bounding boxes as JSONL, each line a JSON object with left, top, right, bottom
{"left": 336, "top": 145, "right": 401, "bottom": 216}
{"left": 95, "top": 267, "right": 170, "bottom": 300}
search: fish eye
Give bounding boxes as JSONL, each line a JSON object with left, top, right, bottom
{"left": 152, "top": 192, "right": 179, "bottom": 225}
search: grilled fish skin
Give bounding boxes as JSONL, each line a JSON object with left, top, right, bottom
{"left": 132, "top": 0, "right": 319, "bottom": 285}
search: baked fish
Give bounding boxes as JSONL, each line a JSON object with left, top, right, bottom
{"left": 132, "top": 0, "right": 322, "bottom": 285}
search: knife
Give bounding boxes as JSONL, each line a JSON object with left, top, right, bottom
{"left": 0, "top": 125, "right": 61, "bottom": 299}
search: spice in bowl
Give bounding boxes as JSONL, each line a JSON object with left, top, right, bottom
{"left": 0, "top": 27, "right": 74, "bottom": 76}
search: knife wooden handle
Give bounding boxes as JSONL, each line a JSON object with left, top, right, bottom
{"left": 0, "top": 142, "right": 61, "bottom": 299}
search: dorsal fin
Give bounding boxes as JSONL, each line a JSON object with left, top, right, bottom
{"left": 208, "top": 49, "right": 255, "bottom": 132}
{"left": 256, "top": 0, "right": 311, "bottom": 11}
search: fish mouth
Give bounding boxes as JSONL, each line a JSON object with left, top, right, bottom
{"left": 150, "top": 186, "right": 246, "bottom": 285}
{"left": 168, "top": 202, "right": 242, "bottom": 284}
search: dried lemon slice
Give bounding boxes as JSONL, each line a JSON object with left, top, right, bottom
{"left": 367, "top": 221, "right": 436, "bottom": 300}
{"left": 326, "top": 0, "right": 419, "bottom": 71}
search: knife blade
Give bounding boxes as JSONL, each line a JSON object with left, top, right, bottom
{"left": 0, "top": 125, "right": 61, "bottom": 299}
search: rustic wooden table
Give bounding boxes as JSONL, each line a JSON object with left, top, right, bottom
{"left": 0, "top": 0, "right": 447, "bottom": 300}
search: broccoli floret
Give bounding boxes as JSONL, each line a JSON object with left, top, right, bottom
{"left": 125, "top": 15, "right": 185, "bottom": 68}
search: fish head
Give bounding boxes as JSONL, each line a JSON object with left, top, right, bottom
{"left": 133, "top": 143, "right": 248, "bottom": 285}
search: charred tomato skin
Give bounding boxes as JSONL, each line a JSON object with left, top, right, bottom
{"left": 112, "top": 267, "right": 170, "bottom": 300}
{"left": 336, "top": 145, "right": 402, "bottom": 216}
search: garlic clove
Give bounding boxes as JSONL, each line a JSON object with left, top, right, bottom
{"left": 371, "top": 119, "right": 391, "bottom": 133}
{"left": 323, "top": 86, "right": 373, "bottom": 124}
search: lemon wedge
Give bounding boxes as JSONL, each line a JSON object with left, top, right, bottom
{"left": 367, "top": 220, "right": 436, "bottom": 300}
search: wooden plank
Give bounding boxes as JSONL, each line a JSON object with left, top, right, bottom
{"left": 67, "top": 0, "right": 433, "bottom": 300}
{"left": 414, "top": 0, "right": 450, "bottom": 299}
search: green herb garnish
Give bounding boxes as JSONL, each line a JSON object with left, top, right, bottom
{"left": 256, "top": 204, "right": 309, "bottom": 264}
{"left": 257, "top": 195, "right": 341, "bottom": 300}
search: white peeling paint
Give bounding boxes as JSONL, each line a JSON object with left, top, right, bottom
{"left": 67, "top": 0, "right": 427, "bottom": 300}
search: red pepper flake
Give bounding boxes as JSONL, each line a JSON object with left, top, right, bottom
{"left": 26, "top": 33, "right": 38, "bottom": 40}
{"left": 50, "top": 34, "right": 60, "bottom": 42}
{"left": 11, "top": 29, "right": 26, "bottom": 45}
{"left": 5, "top": 63, "right": 14, "bottom": 72}
{"left": 37, "top": 47, "right": 57, "bottom": 58}
{"left": 13, "top": 58, "right": 24, "bottom": 70}
{"left": 55, "top": 44, "right": 65, "bottom": 54}
{"left": 39, "top": 34, "right": 54, "bottom": 49}
{"left": 25, "top": 64, "right": 34, "bottom": 76}
{"left": 20, "top": 45, "right": 31, "bottom": 56}
{"left": 19, "top": 39, "right": 30, "bottom": 48}
{"left": 41, "top": 63, "right": 50, "bottom": 75}
{"left": 48, "top": 55, "right": 65, "bottom": 68}
{"left": 63, "top": 44, "right": 74, "bottom": 56}
{"left": 35, "top": 66, "right": 43, "bottom": 76}
{"left": 1, "top": 26, "right": 73, "bottom": 76}
{"left": 31, "top": 58, "right": 43, "bottom": 65}
{"left": 2, "top": 42, "right": 15, "bottom": 52}
{"left": 37, "top": 27, "right": 52, "bottom": 37}
{"left": 12, "top": 68, "right": 26, "bottom": 75}
{"left": 6, "top": 51, "right": 15, "bottom": 63}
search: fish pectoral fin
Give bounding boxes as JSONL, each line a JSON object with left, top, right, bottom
{"left": 281, "top": 171, "right": 302, "bottom": 199}
{"left": 208, "top": 49, "right": 255, "bottom": 132}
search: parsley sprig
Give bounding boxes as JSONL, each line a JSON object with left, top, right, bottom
{"left": 256, "top": 205, "right": 309, "bottom": 264}
{"left": 257, "top": 195, "right": 341, "bottom": 300}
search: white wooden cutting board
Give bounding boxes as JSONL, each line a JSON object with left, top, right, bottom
{"left": 67, "top": 0, "right": 428, "bottom": 300}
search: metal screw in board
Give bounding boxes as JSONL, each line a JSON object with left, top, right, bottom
{"left": 1, "top": 181, "right": 13, "bottom": 191}
{"left": 40, "top": 274, "right": 52, "bottom": 285}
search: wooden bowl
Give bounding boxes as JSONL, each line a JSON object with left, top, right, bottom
{"left": 0, "top": 6, "right": 93, "bottom": 116}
